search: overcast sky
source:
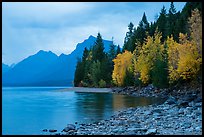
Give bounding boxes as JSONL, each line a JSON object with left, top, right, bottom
{"left": 2, "top": 2, "right": 186, "bottom": 65}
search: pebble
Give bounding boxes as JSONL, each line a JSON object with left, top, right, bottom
{"left": 57, "top": 84, "right": 202, "bottom": 135}
{"left": 146, "top": 129, "right": 157, "bottom": 135}
{"left": 48, "top": 129, "right": 57, "bottom": 132}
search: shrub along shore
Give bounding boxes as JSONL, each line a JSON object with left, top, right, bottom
{"left": 45, "top": 83, "right": 202, "bottom": 135}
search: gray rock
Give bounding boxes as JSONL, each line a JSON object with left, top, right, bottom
{"left": 194, "top": 97, "right": 202, "bottom": 103}
{"left": 127, "top": 127, "right": 147, "bottom": 133}
{"left": 49, "top": 129, "right": 57, "bottom": 132}
{"left": 195, "top": 103, "right": 202, "bottom": 107}
{"left": 178, "top": 101, "right": 189, "bottom": 107}
{"left": 195, "top": 126, "right": 201, "bottom": 131}
{"left": 63, "top": 124, "right": 76, "bottom": 132}
{"left": 183, "top": 122, "right": 191, "bottom": 128}
{"left": 42, "top": 129, "right": 48, "bottom": 132}
{"left": 146, "top": 129, "right": 157, "bottom": 135}
{"left": 165, "top": 96, "right": 177, "bottom": 105}
{"left": 152, "top": 108, "right": 163, "bottom": 113}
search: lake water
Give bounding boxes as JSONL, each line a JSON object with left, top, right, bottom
{"left": 2, "top": 87, "right": 165, "bottom": 135}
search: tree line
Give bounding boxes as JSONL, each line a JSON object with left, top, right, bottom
{"left": 74, "top": 2, "right": 202, "bottom": 88}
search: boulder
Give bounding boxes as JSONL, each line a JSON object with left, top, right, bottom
{"left": 63, "top": 124, "right": 76, "bottom": 132}
{"left": 49, "top": 129, "right": 57, "bottom": 132}
{"left": 42, "top": 129, "right": 48, "bottom": 132}
{"left": 165, "top": 96, "right": 177, "bottom": 105}
{"left": 146, "top": 129, "right": 157, "bottom": 135}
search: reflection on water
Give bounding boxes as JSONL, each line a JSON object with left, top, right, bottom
{"left": 2, "top": 87, "right": 166, "bottom": 135}
{"left": 75, "top": 92, "right": 165, "bottom": 123}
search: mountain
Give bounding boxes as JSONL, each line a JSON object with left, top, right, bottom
{"left": 2, "top": 50, "right": 58, "bottom": 86}
{"left": 2, "top": 63, "right": 11, "bottom": 74}
{"left": 2, "top": 35, "right": 113, "bottom": 86}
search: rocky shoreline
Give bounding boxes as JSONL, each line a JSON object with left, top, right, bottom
{"left": 45, "top": 84, "right": 202, "bottom": 135}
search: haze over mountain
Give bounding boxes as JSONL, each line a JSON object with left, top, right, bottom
{"left": 2, "top": 35, "right": 113, "bottom": 86}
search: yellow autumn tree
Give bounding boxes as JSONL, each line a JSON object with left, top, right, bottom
{"left": 167, "top": 9, "right": 202, "bottom": 84}
{"left": 177, "top": 33, "right": 201, "bottom": 80}
{"left": 135, "top": 29, "right": 165, "bottom": 85}
{"left": 135, "top": 36, "right": 154, "bottom": 84}
{"left": 112, "top": 50, "right": 133, "bottom": 86}
{"left": 188, "top": 8, "right": 202, "bottom": 58}
{"left": 167, "top": 36, "right": 180, "bottom": 84}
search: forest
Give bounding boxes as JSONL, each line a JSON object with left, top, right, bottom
{"left": 74, "top": 2, "right": 202, "bottom": 89}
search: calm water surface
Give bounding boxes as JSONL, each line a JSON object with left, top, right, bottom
{"left": 2, "top": 87, "right": 165, "bottom": 135}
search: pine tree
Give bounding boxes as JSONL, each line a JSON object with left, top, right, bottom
{"left": 116, "top": 45, "right": 121, "bottom": 55}
{"left": 179, "top": 2, "right": 202, "bottom": 37}
{"left": 135, "top": 12, "right": 149, "bottom": 46}
{"left": 123, "top": 68, "right": 134, "bottom": 87}
{"left": 92, "top": 33, "right": 105, "bottom": 62}
{"left": 74, "top": 58, "right": 84, "bottom": 86}
{"left": 166, "top": 2, "right": 176, "bottom": 38}
{"left": 148, "top": 22, "right": 157, "bottom": 37}
{"left": 108, "top": 38, "right": 116, "bottom": 61}
{"left": 82, "top": 47, "right": 89, "bottom": 62}
{"left": 157, "top": 6, "right": 167, "bottom": 42}
{"left": 90, "top": 61, "right": 102, "bottom": 87}
{"left": 123, "top": 22, "right": 134, "bottom": 52}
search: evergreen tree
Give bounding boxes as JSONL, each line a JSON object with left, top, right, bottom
{"left": 101, "top": 55, "right": 112, "bottom": 85}
{"left": 92, "top": 33, "right": 105, "bottom": 62}
{"left": 123, "top": 22, "right": 134, "bottom": 52}
{"left": 135, "top": 12, "right": 149, "bottom": 46}
{"left": 169, "top": 2, "right": 176, "bottom": 15}
{"left": 108, "top": 39, "right": 117, "bottom": 79}
{"left": 157, "top": 6, "right": 167, "bottom": 42}
{"left": 166, "top": 2, "right": 177, "bottom": 41}
{"left": 123, "top": 69, "right": 135, "bottom": 87}
{"left": 116, "top": 45, "right": 121, "bottom": 55}
{"left": 175, "top": 2, "right": 202, "bottom": 38}
{"left": 74, "top": 59, "right": 84, "bottom": 86}
{"left": 82, "top": 47, "right": 89, "bottom": 62}
{"left": 90, "top": 61, "right": 102, "bottom": 87}
{"left": 108, "top": 39, "right": 116, "bottom": 61}
{"left": 151, "top": 42, "right": 169, "bottom": 88}
{"left": 148, "top": 22, "right": 157, "bottom": 37}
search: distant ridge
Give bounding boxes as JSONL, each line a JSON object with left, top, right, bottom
{"left": 2, "top": 35, "right": 113, "bottom": 86}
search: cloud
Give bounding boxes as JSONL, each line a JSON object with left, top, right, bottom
{"left": 2, "top": 2, "right": 186, "bottom": 65}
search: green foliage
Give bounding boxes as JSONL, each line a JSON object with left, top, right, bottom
{"left": 98, "top": 79, "right": 106, "bottom": 88}
{"left": 74, "top": 59, "right": 84, "bottom": 86}
{"left": 108, "top": 42, "right": 116, "bottom": 61}
{"left": 116, "top": 45, "right": 121, "bottom": 55}
{"left": 156, "top": 6, "right": 167, "bottom": 42}
{"left": 92, "top": 33, "right": 105, "bottom": 62}
{"left": 90, "top": 61, "right": 102, "bottom": 87}
{"left": 123, "top": 22, "right": 134, "bottom": 52}
{"left": 151, "top": 59, "right": 169, "bottom": 88}
{"left": 74, "top": 33, "right": 114, "bottom": 88}
{"left": 123, "top": 69, "right": 134, "bottom": 87}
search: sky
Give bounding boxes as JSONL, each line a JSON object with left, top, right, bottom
{"left": 2, "top": 2, "right": 186, "bottom": 65}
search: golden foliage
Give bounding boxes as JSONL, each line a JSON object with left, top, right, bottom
{"left": 188, "top": 8, "right": 202, "bottom": 58}
{"left": 167, "top": 36, "right": 180, "bottom": 83}
{"left": 134, "top": 30, "right": 164, "bottom": 84}
{"left": 167, "top": 33, "right": 202, "bottom": 83}
{"left": 177, "top": 33, "right": 201, "bottom": 80}
{"left": 112, "top": 50, "right": 133, "bottom": 86}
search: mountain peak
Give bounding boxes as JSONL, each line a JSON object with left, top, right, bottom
{"left": 36, "top": 50, "right": 57, "bottom": 56}
{"left": 88, "top": 35, "right": 96, "bottom": 40}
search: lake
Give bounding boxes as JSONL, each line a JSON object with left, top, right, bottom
{"left": 2, "top": 87, "right": 165, "bottom": 135}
